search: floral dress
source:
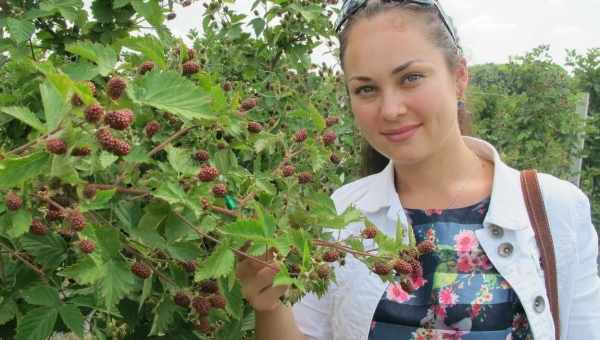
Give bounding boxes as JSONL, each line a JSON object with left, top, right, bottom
{"left": 368, "top": 196, "right": 534, "bottom": 340}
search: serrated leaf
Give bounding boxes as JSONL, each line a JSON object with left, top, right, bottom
{"left": 154, "top": 181, "right": 188, "bottom": 206}
{"left": 130, "top": 0, "right": 164, "bottom": 27}
{"left": 65, "top": 41, "right": 117, "bottom": 76}
{"left": 60, "top": 256, "right": 102, "bottom": 285}
{"left": 99, "top": 259, "right": 136, "bottom": 312}
{"left": 127, "top": 70, "right": 213, "bottom": 121}
{"left": 166, "top": 145, "right": 197, "bottom": 176}
{"left": 59, "top": 304, "right": 85, "bottom": 338}
{"left": 6, "top": 18, "right": 35, "bottom": 44}
{"left": 254, "top": 133, "right": 281, "bottom": 154}
{"left": 166, "top": 242, "right": 201, "bottom": 261}
{"left": 99, "top": 151, "right": 118, "bottom": 169}
{"left": 82, "top": 188, "right": 116, "bottom": 211}
{"left": 194, "top": 243, "right": 235, "bottom": 282}
{"left": 395, "top": 218, "right": 405, "bottom": 245}
{"left": 0, "top": 106, "right": 45, "bottom": 131}
{"left": 7, "top": 209, "right": 32, "bottom": 238}
{"left": 22, "top": 286, "right": 60, "bottom": 307}
{"left": 249, "top": 17, "right": 266, "bottom": 36}
{"left": 120, "top": 35, "right": 166, "bottom": 68}
{"left": 51, "top": 155, "right": 81, "bottom": 184}
{"left": 40, "top": 0, "right": 84, "bottom": 23}
{"left": 62, "top": 61, "right": 99, "bottom": 81}
{"left": 20, "top": 233, "right": 67, "bottom": 269}
{"left": 0, "top": 152, "right": 50, "bottom": 190}
{"left": 220, "top": 279, "right": 243, "bottom": 320}
{"left": 139, "top": 277, "right": 152, "bottom": 312}
{"left": 221, "top": 220, "right": 272, "bottom": 242}
{"left": 94, "top": 225, "right": 122, "bottom": 260}
{"left": 149, "top": 297, "right": 178, "bottom": 336}
{"left": 0, "top": 298, "right": 17, "bottom": 325}
{"left": 123, "top": 145, "right": 151, "bottom": 163}
{"left": 15, "top": 306, "right": 58, "bottom": 340}
{"left": 40, "top": 81, "right": 67, "bottom": 131}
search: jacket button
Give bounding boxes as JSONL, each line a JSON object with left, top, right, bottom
{"left": 534, "top": 296, "right": 546, "bottom": 313}
{"left": 498, "top": 242, "right": 513, "bottom": 257}
{"left": 489, "top": 225, "right": 504, "bottom": 238}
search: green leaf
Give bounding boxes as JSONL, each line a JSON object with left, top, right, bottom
{"left": 60, "top": 256, "right": 102, "bottom": 285}
{"left": 99, "top": 151, "right": 118, "bottom": 169}
{"left": 154, "top": 182, "right": 190, "bottom": 206}
{"left": 221, "top": 220, "right": 272, "bottom": 242}
{"left": 40, "top": 81, "right": 67, "bottom": 131}
{"left": 120, "top": 35, "right": 167, "bottom": 68}
{"left": 7, "top": 209, "right": 32, "bottom": 238}
{"left": 128, "top": 70, "right": 213, "bottom": 121}
{"left": 139, "top": 277, "right": 152, "bottom": 312}
{"left": 0, "top": 106, "right": 45, "bottom": 131}
{"left": 20, "top": 233, "right": 67, "bottom": 269}
{"left": 249, "top": 18, "right": 266, "bottom": 36}
{"left": 0, "top": 298, "right": 17, "bottom": 325}
{"left": 6, "top": 18, "right": 35, "bottom": 44}
{"left": 166, "top": 242, "right": 201, "bottom": 261}
{"left": 59, "top": 304, "right": 85, "bottom": 338}
{"left": 0, "top": 153, "right": 50, "bottom": 190}
{"left": 149, "top": 297, "right": 179, "bottom": 336}
{"left": 221, "top": 279, "right": 244, "bottom": 320}
{"left": 432, "top": 272, "right": 458, "bottom": 290}
{"left": 194, "top": 243, "right": 235, "bottom": 282}
{"left": 166, "top": 145, "right": 197, "bottom": 176}
{"left": 395, "top": 219, "right": 405, "bottom": 245}
{"left": 130, "top": 0, "right": 164, "bottom": 27}
{"left": 50, "top": 156, "right": 81, "bottom": 184}
{"left": 65, "top": 41, "right": 117, "bottom": 76}
{"left": 62, "top": 61, "right": 99, "bottom": 81}
{"left": 99, "top": 259, "right": 136, "bottom": 312}
{"left": 40, "top": 0, "right": 84, "bottom": 23}
{"left": 22, "top": 286, "right": 60, "bottom": 307}
{"left": 15, "top": 306, "right": 58, "bottom": 340}
{"left": 82, "top": 188, "right": 117, "bottom": 211}
{"left": 93, "top": 225, "right": 122, "bottom": 260}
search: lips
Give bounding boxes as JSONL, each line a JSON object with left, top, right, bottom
{"left": 381, "top": 124, "right": 422, "bottom": 135}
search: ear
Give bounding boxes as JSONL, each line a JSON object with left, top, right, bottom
{"left": 454, "top": 57, "right": 469, "bottom": 98}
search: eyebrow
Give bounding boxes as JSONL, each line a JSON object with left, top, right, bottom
{"left": 348, "top": 60, "right": 422, "bottom": 82}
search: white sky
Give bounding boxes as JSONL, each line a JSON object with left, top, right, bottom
{"left": 163, "top": 0, "right": 600, "bottom": 68}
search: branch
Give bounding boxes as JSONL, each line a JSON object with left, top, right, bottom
{"left": 0, "top": 243, "right": 48, "bottom": 285}
{"left": 147, "top": 126, "right": 196, "bottom": 157}
{"left": 8, "top": 126, "right": 63, "bottom": 155}
{"left": 90, "top": 184, "right": 150, "bottom": 196}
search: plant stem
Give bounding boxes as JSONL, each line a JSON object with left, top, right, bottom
{"left": 147, "top": 125, "right": 196, "bottom": 157}
{"left": 0, "top": 242, "right": 49, "bottom": 285}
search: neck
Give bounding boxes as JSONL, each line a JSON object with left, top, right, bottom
{"left": 393, "top": 135, "right": 492, "bottom": 209}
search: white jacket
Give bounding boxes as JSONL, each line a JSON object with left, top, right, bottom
{"left": 292, "top": 136, "right": 600, "bottom": 340}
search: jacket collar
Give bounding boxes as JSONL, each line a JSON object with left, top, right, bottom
{"left": 354, "top": 136, "right": 530, "bottom": 231}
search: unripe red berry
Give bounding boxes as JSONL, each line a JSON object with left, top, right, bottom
{"left": 330, "top": 153, "right": 341, "bottom": 165}
{"left": 198, "top": 165, "right": 219, "bottom": 182}
{"left": 316, "top": 264, "right": 331, "bottom": 279}
{"left": 182, "top": 61, "right": 200, "bottom": 76}
{"left": 174, "top": 292, "right": 191, "bottom": 308}
{"left": 322, "top": 130, "right": 337, "bottom": 146}
{"left": 71, "top": 146, "right": 91, "bottom": 157}
{"left": 5, "top": 191, "right": 22, "bottom": 211}
{"left": 138, "top": 61, "right": 155, "bottom": 75}
{"left": 144, "top": 120, "right": 160, "bottom": 138}
{"left": 322, "top": 250, "right": 339, "bottom": 263}
{"left": 105, "top": 109, "right": 134, "bottom": 130}
{"left": 212, "top": 183, "right": 227, "bottom": 197}
{"left": 83, "top": 184, "right": 97, "bottom": 199}
{"left": 325, "top": 116, "right": 339, "bottom": 127}
{"left": 181, "top": 260, "right": 197, "bottom": 273}
{"left": 106, "top": 76, "right": 127, "bottom": 101}
{"left": 46, "top": 138, "right": 67, "bottom": 155}
{"left": 195, "top": 150, "right": 210, "bottom": 162}
{"left": 67, "top": 210, "right": 86, "bottom": 231}
{"left": 393, "top": 258, "right": 413, "bottom": 275}
{"left": 409, "top": 258, "right": 423, "bottom": 278}
{"left": 96, "top": 128, "right": 114, "bottom": 150}
{"left": 111, "top": 139, "right": 131, "bottom": 156}
{"left": 281, "top": 164, "right": 295, "bottom": 177}
{"left": 240, "top": 98, "right": 257, "bottom": 111}
{"left": 209, "top": 294, "right": 226, "bottom": 309}
{"left": 361, "top": 225, "right": 377, "bottom": 239}
{"left": 373, "top": 261, "right": 392, "bottom": 276}
{"left": 46, "top": 208, "right": 64, "bottom": 221}
{"left": 222, "top": 81, "right": 233, "bottom": 92}
{"left": 293, "top": 128, "right": 308, "bottom": 143}
{"left": 71, "top": 94, "right": 83, "bottom": 107}
{"left": 191, "top": 296, "right": 212, "bottom": 315}
{"left": 247, "top": 121, "right": 263, "bottom": 133}
{"left": 200, "top": 279, "right": 219, "bottom": 294}
{"left": 298, "top": 171, "right": 313, "bottom": 184}
{"left": 79, "top": 239, "right": 96, "bottom": 254}
{"left": 30, "top": 219, "right": 48, "bottom": 236}
{"left": 417, "top": 240, "right": 436, "bottom": 255}
{"left": 131, "top": 261, "right": 152, "bottom": 279}
{"left": 194, "top": 317, "right": 213, "bottom": 334}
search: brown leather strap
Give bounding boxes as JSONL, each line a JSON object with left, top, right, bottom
{"left": 521, "top": 169, "right": 560, "bottom": 339}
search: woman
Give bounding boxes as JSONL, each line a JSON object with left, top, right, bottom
{"left": 236, "top": 1, "right": 600, "bottom": 339}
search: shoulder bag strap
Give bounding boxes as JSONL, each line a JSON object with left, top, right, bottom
{"left": 520, "top": 169, "right": 560, "bottom": 339}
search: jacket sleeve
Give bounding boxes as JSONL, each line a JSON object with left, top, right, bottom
{"left": 566, "top": 188, "right": 600, "bottom": 339}
{"left": 291, "top": 287, "right": 335, "bottom": 340}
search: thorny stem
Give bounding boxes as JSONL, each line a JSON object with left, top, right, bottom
{"left": 90, "top": 184, "right": 150, "bottom": 196}
{"left": 0, "top": 242, "right": 49, "bottom": 285}
{"left": 148, "top": 126, "right": 196, "bottom": 157}
{"left": 8, "top": 126, "right": 63, "bottom": 155}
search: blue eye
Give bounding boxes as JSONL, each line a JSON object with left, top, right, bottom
{"left": 404, "top": 74, "right": 424, "bottom": 83}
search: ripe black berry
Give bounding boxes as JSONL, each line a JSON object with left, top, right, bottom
{"left": 105, "top": 109, "right": 134, "bottom": 130}
{"left": 46, "top": 138, "right": 67, "bottom": 155}
{"left": 30, "top": 219, "right": 48, "bottom": 236}
{"left": 145, "top": 120, "right": 160, "bottom": 138}
{"left": 212, "top": 183, "right": 227, "bottom": 197}
{"left": 166, "top": 12, "right": 176, "bottom": 20}
{"left": 174, "top": 292, "right": 191, "bottom": 307}
{"left": 138, "top": 61, "right": 155, "bottom": 75}
{"left": 322, "top": 130, "right": 337, "bottom": 146}
{"left": 200, "top": 279, "right": 219, "bottom": 294}
{"left": 182, "top": 61, "right": 200, "bottom": 76}
{"left": 195, "top": 150, "right": 209, "bottom": 162}
{"left": 106, "top": 76, "right": 127, "bottom": 101}
{"left": 247, "top": 121, "right": 263, "bottom": 133}
{"left": 198, "top": 165, "right": 219, "bottom": 182}
{"left": 131, "top": 261, "right": 152, "bottom": 279}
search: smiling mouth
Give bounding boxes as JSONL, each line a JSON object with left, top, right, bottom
{"left": 381, "top": 124, "right": 422, "bottom": 142}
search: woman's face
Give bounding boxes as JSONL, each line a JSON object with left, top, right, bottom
{"left": 343, "top": 10, "right": 468, "bottom": 166}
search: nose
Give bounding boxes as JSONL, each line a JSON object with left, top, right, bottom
{"left": 380, "top": 89, "right": 408, "bottom": 121}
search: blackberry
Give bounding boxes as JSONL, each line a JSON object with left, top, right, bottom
{"left": 401, "top": 279, "right": 415, "bottom": 293}
{"left": 293, "top": 128, "right": 308, "bottom": 143}
{"left": 373, "top": 261, "right": 392, "bottom": 276}
{"left": 322, "top": 250, "right": 340, "bottom": 263}
{"left": 46, "top": 208, "right": 64, "bottom": 221}
{"left": 198, "top": 165, "right": 219, "bottom": 182}
{"left": 144, "top": 120, "right": 160, "bottom": 138}
{"left": 325, "top": 116, "right": 339, "bottom": 127}
{"left": 222, "top": 81, "right": 233, "bottom": 92}
{"left": 174, "top": 292, "right": 191, "bottom": 308}
{"left": 71, "top": 146, "right": 91, "bottom": 157}
{"left": 182, "top": 61, "right": 200, "bottom": 76}
{"left": 316, "top": 264, "right": 331, "bottom": 279}
{"left": 30, "top": 219, "right": 49, "bottom": 236}
{"left": 138, "top": 61, "right": 155, "bottom": 75}
{"left": 46, "top": 138, "right": 67, "bottom": 155}
{"left": 105, "top": 109, "right": 134, "bottom": 130}
{"left": 131, "top": 261, "right": 152, "bottom": 279}
{"left": 212, "top": 183, "right": 227, "bottom": 197}
{"left": 361, "top": 225, "right": 377, "bottom": 239}
{"left": 247, "top": 121, "right": 263, "bottom": 133}
{"left": 195, "top": 150, "right": 210, "bottom": 162}
{"left": 393, "top": 258, "right": 413, "bottom": 275}
{"left": 83, "top": 184, "right": 97, "bottom": 199}
{"left": 409, "top": 258, "right": 423, "bottom": 278}
{"left": 417, "top": 240, "right": 436, "bottom": 255}
{"left": 200, "top": 279, "right": 219, "bottom": 294}
{"left": 322, "top": 131, "right": 337, "bottom": 146}
{"left": 182, "top": 0, "right": 192, "bottom": 7}
{"left": 191, "top": 296, "right": 212, "bottom": 315}
{"left": 106, "top": 76, "right": 127, "bottom": 101}
{"left": 5, "top": 191, "right": 22, "bottom": 211}
{"left": 240, "top": 98, "right": 257, "bottom": 111}
{"left": 181, "top": 260, "right": 197, "bottom": 273}
{"left": 193, "top": 317, "right": 213, "bottom": 335}
{"left": 96, "top": 128, "right": 114, "bottom": 150}
{"left": 71, "top": 94, "right": 83, "bottom": 107}
{"left": 209, "top": 294, "right": 226, "bottom": 309}
{"left": 67, "top": 210, "right": 86, "bottom": 231}
{"left": 298, "top": 171, "right": 313, "bottom": 184}
{"left": 111, "top": 139, "right": 131, "bottom": 156}
{"left": 281, "top": 164, "right": 295, "bottom": 177}
{"left": 330, "top": 153, "right": 341, "bottom": 165}
{"left": 79, "top": 240, "right": 96, "bottom": 254}
{"left": 166, "top": 12, "right": 176, "bottom": 20}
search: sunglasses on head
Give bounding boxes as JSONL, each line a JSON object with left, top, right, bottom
{"left": 335, "top": 0, "right": 459, "bottom": 50}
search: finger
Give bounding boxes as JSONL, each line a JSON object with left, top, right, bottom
{"left": 235, "top": 240, "right": 253, "bottom": 261}
{"left": 253, "top": 285, "right": 289, "bottom": 311}
{"left": 235, "top": 257, "right": 277, "bottom": 282}
{"left": 241, "top": 265, "right": 280, "bottom": 300}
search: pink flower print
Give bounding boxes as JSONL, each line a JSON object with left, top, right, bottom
{"left": 434, "top": 304, "right": 447, "bottom": 319}
{"left": 386, "top": 282, "right": 411, "bottom": 303}
{"left": 371, "top": 320, "right": 376, "bottom": 330}
{"left": 425, "top": 208, "right": 444, "bottom": 216}
{"left": 456, "top": 254, "right": 474, "bottom": 273}
{"left": 439, "top": 287, "right": 459, "bottom": 306}
{"left": 454, "top": 230, "right": 478, "bottom": 254}
{"left": 482, "top": 292, "right": 493, "bottom": 303}
{"left": 471, "top": 256, "right": 482, "bottom": 268}
{"left": 505, "top": 334, "right": 513, "bottom": 340}
{"left": 470, "top": 302, "right": 482, "bottom": 318}
{"left": 426, "top": 228, "right": 436, "bottom": 242}
{"left": 480, "top": 255, "right": 493, "bottom": 270}
{"left": 512, "top": 313, "right": 528, "bottom": 330}
{"left": 410, "top": 272, "right": 428, "bottom": 290}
